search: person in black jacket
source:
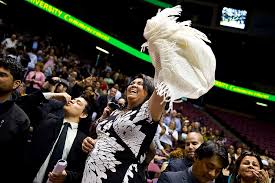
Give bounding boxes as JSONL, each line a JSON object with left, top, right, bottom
{"left": 0, "top": 57, "right": 30, "bottom": 183}
{"left": 166, "top": 132, "right": 204, "bottom": 172}
{"left": 158, "top": 141, "right": 229, "bottom": 183}
{"left": 96, "top": 86, "right": 117, "bottom": 117}
{"left": 20, "top": 90, "right": 94, "bottom": 183}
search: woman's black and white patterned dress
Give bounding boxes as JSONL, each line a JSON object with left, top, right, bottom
{"left": 82, "top": 101, "right": 158, "bottom": 183}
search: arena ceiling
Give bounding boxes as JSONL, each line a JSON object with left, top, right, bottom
{"left": 1, "top": 0, "right": 275, "bottom": 118}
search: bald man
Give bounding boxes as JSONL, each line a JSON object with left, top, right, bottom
{"left": 166, "top": 132, "right": 204, "bottom": 172}
{"left": 158, "top": 141, "right": 229, "bottom": 183}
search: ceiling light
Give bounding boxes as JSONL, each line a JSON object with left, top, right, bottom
{"left": 96, "top": 46, "right": 109, "bottom": 54}
{"left": 0, "top": 0, "right": 7, "bottom": 5}
{"left": 256, "top": 102, "right": 268, "bottom": 107}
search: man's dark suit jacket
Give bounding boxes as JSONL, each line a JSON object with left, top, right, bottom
{"left": 24, "top": 114, "right": 87, "bottom": 183}
{"left": 158, "top": 167, "right": 196, "bottom": 183}
{"left": 0, "top": 100, "right": 30, "bottom": 183}
{"left": 158, "top": 166, "right": 223, "bottom": 183}
{"left": 18, "top": 92, "right": 88, "bottom": 183}
{"left": 166, "top": 157, "right": 193, "bottom": 172}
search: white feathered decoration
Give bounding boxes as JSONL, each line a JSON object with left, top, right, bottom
{"left": 141, "top": 5, "right": 216, "bottom": 111}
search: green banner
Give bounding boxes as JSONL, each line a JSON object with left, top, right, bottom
{"left": 25, "top": 0, "right": 275, "bottom": 102}
{"left": 144, "top": 0, "right": 172, "bottom": 8}
{"left": 25, "top": 0, "right": 151, "bottom": 63}
{"left": 215, "top": 80, "right": 275, "bottom": 102}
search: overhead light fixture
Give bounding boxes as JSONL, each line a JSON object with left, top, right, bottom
{"left": 256, "top": 102, "right": 268, "bottom": 107}
{"left": 0, "top": 0, "right": 7, "bottom": 5}
{"left": 96, "top": 46, "right": 109, "bottom": 54}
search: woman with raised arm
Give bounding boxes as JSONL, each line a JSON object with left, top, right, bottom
{"left": 81, "top": 5, "right": 216, "bottom": 183}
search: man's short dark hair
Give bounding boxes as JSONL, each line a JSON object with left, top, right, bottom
{"left": 0, "top": 57, "right": 24, "bottom": 80}
{"left": 81, "top": 90, "right": 96, "bottom": 116}
{"left": 195, "top": 141, "right": 229, "bottom": 168}
{"left": 78, "top": 90, "right": 97, "bottom": 135}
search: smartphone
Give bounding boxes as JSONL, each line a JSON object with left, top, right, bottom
{"left": 108, "top": 102, "right": 119, "bottom": 111}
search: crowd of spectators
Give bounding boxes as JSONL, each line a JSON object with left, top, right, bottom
{"left": 1, "top": 31, "right": 274, "bottom": 183}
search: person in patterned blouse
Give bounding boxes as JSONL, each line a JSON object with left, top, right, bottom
{"left": 81, "top": 74, "right": 167, "bottom": 183}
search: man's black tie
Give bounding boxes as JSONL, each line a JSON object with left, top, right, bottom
{"left": 43, "top": 122, "right": 71, "bottom": 183}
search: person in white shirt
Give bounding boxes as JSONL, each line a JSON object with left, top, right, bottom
{"left": 20, "top": 91, "right": 94, "bottom": 183}
{"left": 114, "top": 83, "right": 122, "bottom": 100}
{"left": 159, "top": 121, "right": 178, "bottom": 151}
{"left": 1, "top": 34, "right": 17, "bottom": 54}
{"left": 1, "top": 34, "right": 17, "bottom": 49}
{"left": 27, "top": 50, "right": 38, "bottom": 71}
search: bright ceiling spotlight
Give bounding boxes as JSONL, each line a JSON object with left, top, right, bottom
{"left": 0, "top": 0, "right": 7, "bottom": 5}
{"left": 96, "top": 46, "right": 109, "bottom": 54}
{"left": 256, "top": 102, "right": 268, "bottom": 107}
